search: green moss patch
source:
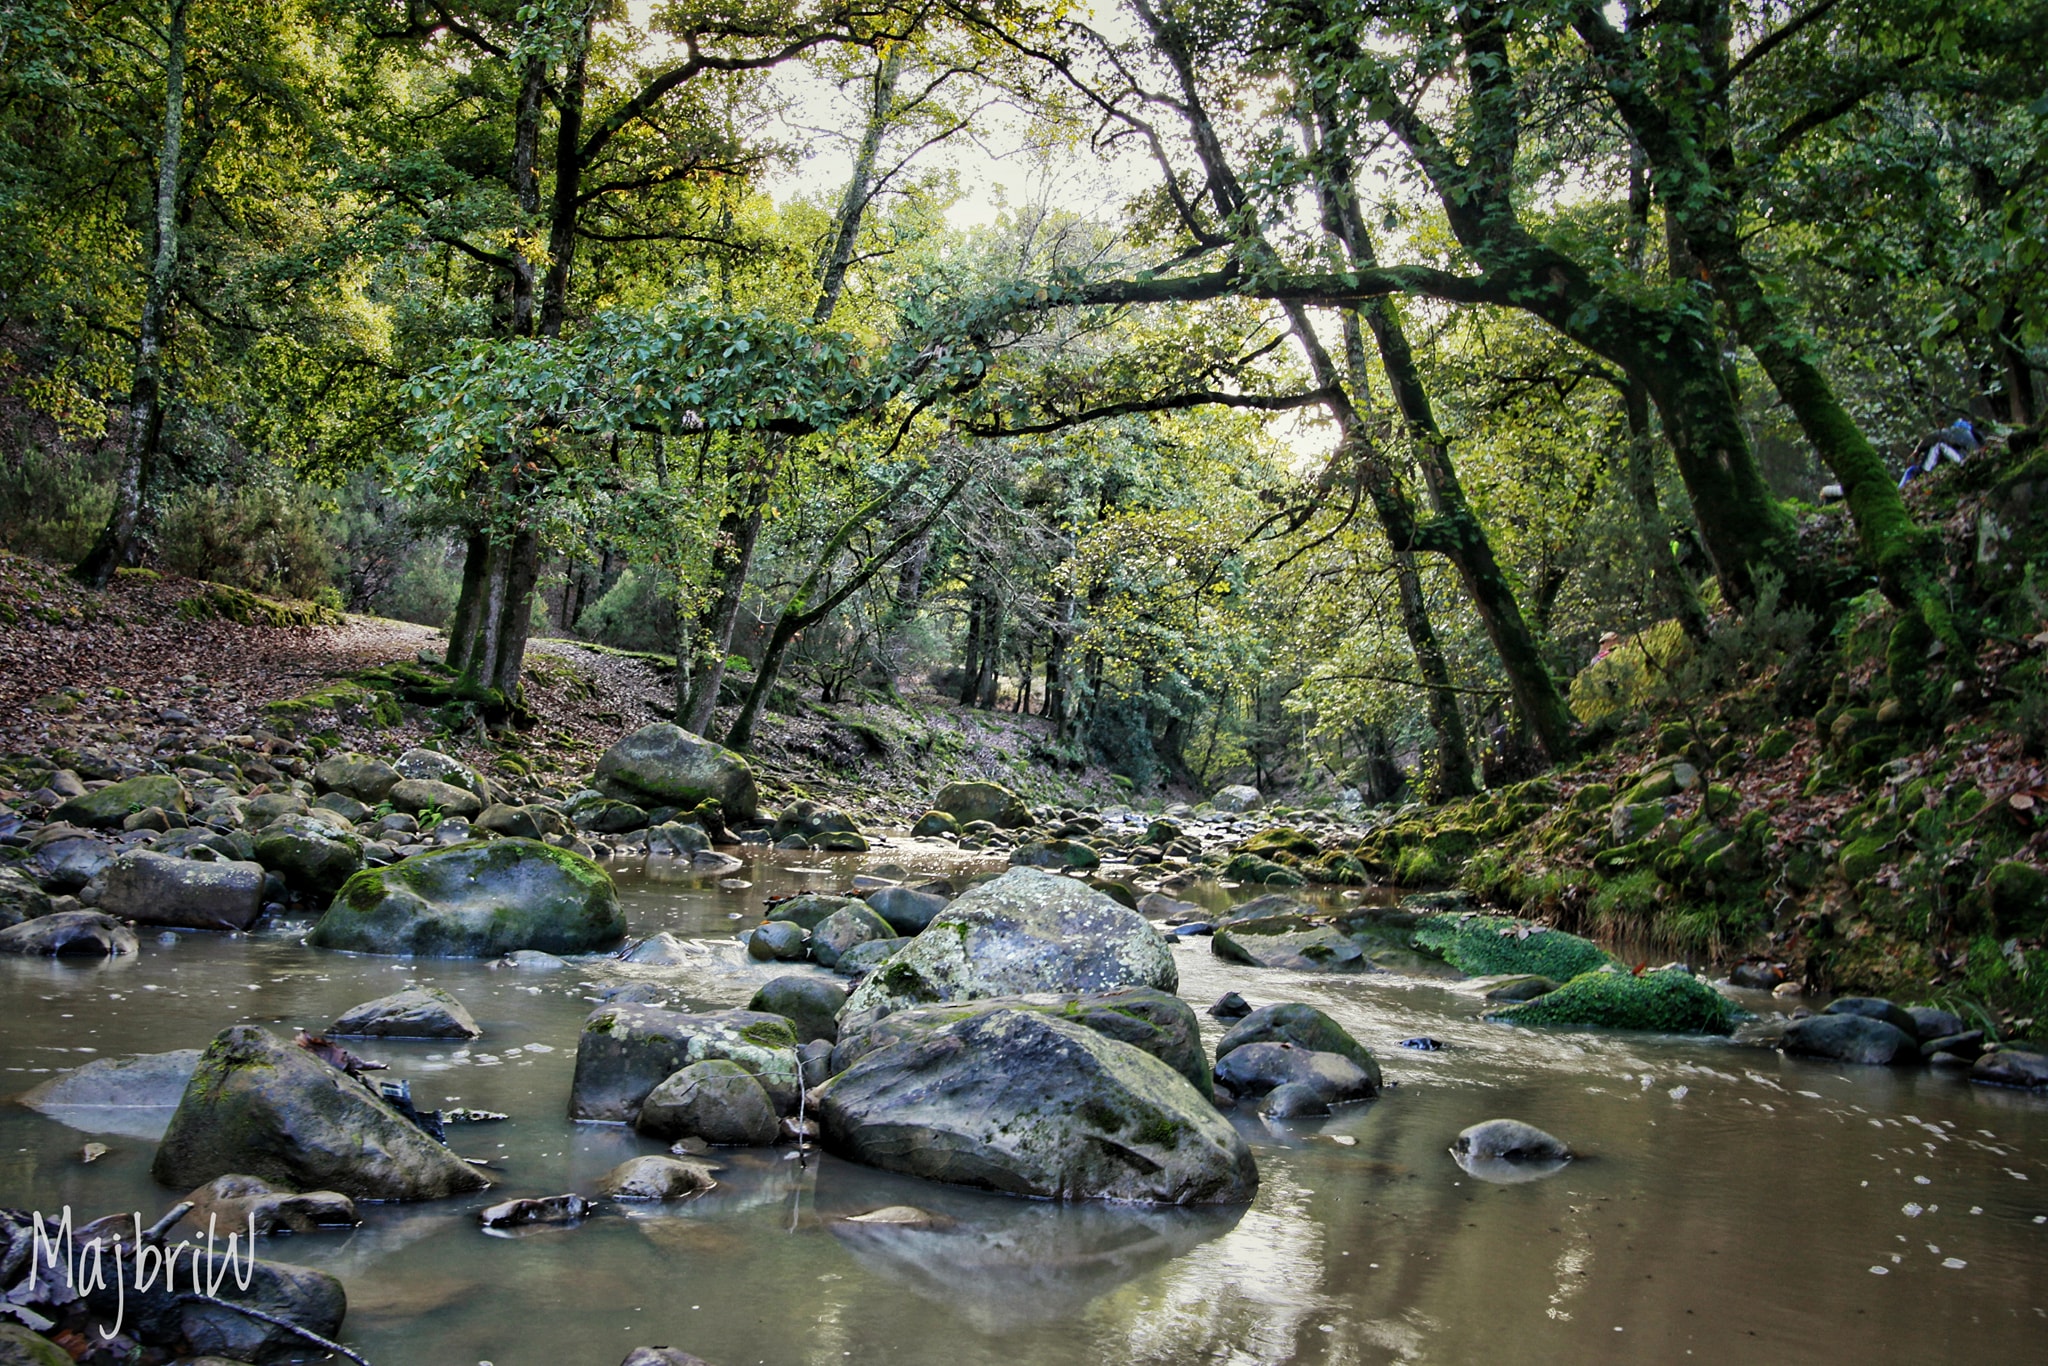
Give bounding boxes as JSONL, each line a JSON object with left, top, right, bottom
{"left": 1412, "top": 912, "right": 1614, "bottom": 980}
{"left": 1487, "top": 968, "right": 1742, "bottom": 1035}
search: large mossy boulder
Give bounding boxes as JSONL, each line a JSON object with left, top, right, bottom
{"left": 817, "top": 1009, "right": 1256, "bottom": 1204}
{"left": 831, "top": 987, "right": 1211, "bottom": 1100}
{"left": 151, "top": 1026, "right": 490, "bottom": 1200}
{"left": 50, "top": 774, "right": 186, "bottom": 829}
{"left": 595, "top": 723, "right": 759, "bottom": 820}
{"left": 309, "top": 839, "right": 622, "bottom": 957}
{"left": 840, "top": 868, "right": 1176, "bottom": 1022}
{"left": 568, "top": 1004, "right": 801, "bottom": 1121}
{"left": 930, "top": 780, "right": 1030, "bottom": 828}
{"left": 1487, "top": 968, "right": 1740, "bottom": 1035}
{"left": 252, "top": 816, "right": 363, "bottom": 896}
{"left": 84, "top": 849, "right": 265, "bottom": 931}
{"left": 1412, "top": 912, "right": 1614, "bottom": 980}
{"left": 393, "top": 747, "right": 490, "bottom": 802}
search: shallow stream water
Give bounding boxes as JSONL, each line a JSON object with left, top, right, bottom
{"left": 3, "top": 843, "right": 2045, "bottom": 1364}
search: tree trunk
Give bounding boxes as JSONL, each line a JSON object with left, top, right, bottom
{"left": 813, "top": 44, "right": 903, "bottom": 324}
{"left": 680, "top": 491, "right": 766, "bottom": 732}
{"left": 1393, "top": 553, "right": 1477, "bottom": 799}
{"left": 446, "top": 528, "right": 490, "bottom": 670}
{"left": 959, "top": 585, "right": 985, "bottom": 707}
{"left": 76, "top": 0, "right": 188, "bottom": 587}
{"left": 1619, "top": 380, "right": 1711, "bottom": 640}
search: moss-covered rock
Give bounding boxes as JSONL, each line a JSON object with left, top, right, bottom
{"left": 252, "top": 815, "right": 363, "bottom": 895}
{"left": 568, "top": 1004, "right": 801, "bottom": 1121}
{"left": 1412, "top": 913, "right": 1614, "bottom": 980}
{"left": 177, "top": 581, "right": 341, "bottom": 628}
{"left": 931, "top": 780, "right": 1030, "bottom": 828}
{"left": 910, "top": 809, "right": 962, "bottom": 838}
{"left": 595, "top": 723, "right": 760, "bottom": 820}
{"left": 1984, "top": 860, "right": 2048, "bottom": 935}
{"left": 50, "top": 773, "right": 186, "bottom": 829}
{"left": 1010, "top": 839, "right": 1101, "bottom": 872}
{"left": 1240, "top": 827, "right": 1320, "bottom": 859}
{"left": 1487, "top": 968, "right": 1741, "bottom": 1035}
{"left": 310, "top": 838, "right": 622, "bottom": 957}
{"left": 1222, "top": 852, "right": 1306, "bottom": 886}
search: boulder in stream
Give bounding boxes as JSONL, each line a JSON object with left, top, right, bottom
{"left": 1781, "top": 1012, "right": 1921, "bottom": 1066}
{"left": 84, "top": 848, "right": 264, "bottom": 931}
{"left": 633, "top": 1059, "right": 780, "bottom": 1145}
{"left": 568, "top": 1004, "right": 801, "bottom": 1121}
{"left": 839, "top": 868, "right": 1175, "bottom": 1022}
{"left": 597, "top": 1155, "right": 719, "bottom": 1201}
{"left": 0, "top": 910, "right": 136, "bottom": 957}
{"left": 1451, "top": 1118, "right": 1574, "bottom": 1184}
{"left": 50, "top": 774, "right": 186, "bottom": 829}
{"left": 621, "top": 1350, "right": 712, "bottom": 1366}
{"left": 861, "top": 885, "right": 949, "bottom": 935}
{"left": 251, "top": 815, "right": 363, "bottom": 896}
{"left": 309, "top": 838, "right": 622, "bottom": 957}
{"left": 748, "top": 975, "right": 849, "bottom": 1044}
{"left": 1970, "top": 1049, "right": 2048, "bottom": 1089}
{"left": 1211, "top": 915, "right": 1368, "bottom": 972}
{"left": 19, "top": 1049, "right": 200, "bottom": 1140}
{"left": 328, "top": 985, "right": 482, "bottom": 1039}
{"left": 595, "top": 723, "right": 759, "bottom": 820}
{"left": 1215, "top": 1003, "right": 1379, "bottom": 1077}
{"left": 930, "top": 780, "right": 1031, "bottom": 828}
{"left": 817, "top": 1008, "right": 1257, "bottom": 1203}
{"left": 0, "top": 866, "right": 54, "bottom": 927}
{"left": 183, "top": 1173, "right": 360, "bottom": 1235}
{"left": 151, "top": 1025, "right": 492, "bottom": 1200}
{"left": 1212, "top": 1042, "right": 1378, "bottom": 1105}
{"left": 810, "top": 902, "right": 894, "bottom": 968}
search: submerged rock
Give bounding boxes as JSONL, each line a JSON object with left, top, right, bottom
{"left": 20, "top": 1050, "right": 200, "bottom": 1140}
{"left": 567, "top": 1004, "right": 801, "bottom": 1121}
{"left": 84, "top": 849, "right": 264, "bottom": 931}
{"left": 595, "top": 723, "right": 760, "bottom": 820}
{"left": 621, "top": 1349, "right": 712, "bottom": 1366}
{"left": 310, "top": 838, "right": 622, "bottom": 957}
{"left": 479, "top": 1194, "right": 588, "bottom": 1228}
{"left": 0, "top": 910, "right": 137, "bottom": 957}
{"left": 1208, "top": 991, "right": 1252, "bottom": 1020}
{"left": 1452, "top": 1118, "right": 1573, "bottom": 1184}
{"left": 1211, "top": 916, "right": 1368, "bottom": 972}
{"left": 152, "top": 1025, "right": 491, "bottom": 1201}
{"left": 1260, "top": 1082, "right": 1329, "bottom": 1118}
{"left": 328, "top": 985, "right": 482, "bottom": 1039}
{"left": 840, "top": 868, "right": 1175, "bottom": 1021}
{"left": 597, "top": 1155, "right": 719, "bottom": 1201}
{"left": 818, "top": 1009, "right": 1257, "bottom": 1204}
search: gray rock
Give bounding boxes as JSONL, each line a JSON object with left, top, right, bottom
{"left": 0, "top": 865, "right": 56, "bottom": 927}
{"left": 85, "top": 849, "right": 265, "bottom": 931}
{"left": 1215, "top": 1003, "right": 1379, "bottom": 1076}
{"left": 1971, "top": 1049, "right": 2048, "bottom": 1089}
{"left": 840, "top": 867, "right": 1175, "bottom": 1020}
{"left": 1209, "top": 991, "right": 1252, "bottom": 1019}
{"left": 1260, "top": 1082, "right": 1329, "bottom": 1118}
{"left": 1452, "top": 1118, "right": 1573, "bottom": 1182}
{"left": 1210, "top": 784, "right": 1262, "bottom": 813}
{"left": 0, "top": 910, "right": 137, "bottom": 957}
{"left": 575, "top": 798, "right": 649, "bottom": 834}
{"left": 1823, "top": 996, "right": 1920, "bottom": 1037}
{"left": 81, "top": 1242, "right": 346, "bottom": 1361}
{"left": 19, "top": 1049, "right": 200, "bottom": 1139}
{"left": 313, "top": 752, "right": 401, "bottom": 803}
{"left": 1483, "top": 975, "right": 1560, "bottom": 1003}
{"left": 311, "top": 791, "right": 371, "bottom": 823}
{"left": 818, "top": 1008, "right": 1257, "bottom": 1203}
{"left": 811, "top": 902, "right": 894, "bottom": 968}
{"left": 1212, "top": 1042, "right": 1378, "bottom": 1104}
{"left": 1454, "top": 1118, "right": 1572, "bottom": 1161}
{"left": 596, "top": 1155, "right": 719, "bottom": 1201}
{"left": 1906, "top": 1005, "right": 1966, "bottom": 1043}
{"left": 310, "top": 838, "right": 622, "bottom": 957}
{"left": 644, "top": 821, "right": 711, "bottom": 857}
{"left": 622, "top": 931, "right": 694, "bottom": 966}
{"left": 772, "top": 800, "right": 859, "bottom": 842}
{"left": 746, "top": 920, "right": 807, "bottom": 961}
{"left": 328, "top": 985, "right": 482, "bottom": 1039}
{"left": 595, "top": 723, "right": 760, "bottom": 820}
{"left": 767, "top": 892, "right": 851, "bottom": 928}
{"left": 1782, "top": 1012, "right": 1921, "bottom": 1066}
{"left": 748, "top": 975, "right": 849, "bottom": 1043}
{"left": 26, "top": 830, "right": 113, "bottom": 892}
{"left": 477, "top": 803, "right": 566, "bottom": 840}
{"left": 930, "top": 780, "right": 1030, "bottom": 828}
{"left": 394, "top": 747, "right": 489, "bottom": 802}
{"left": 634, "top": 1059, "right": 781, "bottom": 1145}
{"left": 832, "top": 936, "right": 912, "bottom": 978}
{"left": 388, "top": 777, "right": 484, "bottom": 822}
{"left": 251, "top": 815, "right": 363, "bottom": 895}
{"left": 862, "top": 885, "right": 950, "bottom": 934}
{"left": 621, "top": 1349, "right": 711, "bottom": 1366}
{"left": 479, "top": 1194, "right": 587, "bottom": 1228}
{"left": 151, "top": 1025, "right": 491, "bottom": 1200}
{"left": 184, "top": 1173, "right": 359, "bottom": 1235}
{"left": 245, "top": 792, "right": 309, "bottom": 825}
{"left": 568, "top": 1004, "right": 802, "bottom": 1121}
{"left": 833, "top": 987, "right": 1211, "bottom": 1100}
{"left": 1211, "top": 916, "right": 1367, "bottom": 972}
{"left": 1921, "top": 1030, "right": 1985, "bottom": 1061}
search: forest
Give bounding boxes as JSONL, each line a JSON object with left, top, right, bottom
{"left": 1, "top": 3, "right": 2046, "bottom": 1363}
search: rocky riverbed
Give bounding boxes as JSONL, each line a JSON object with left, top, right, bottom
{"left": 3, "top": 721, "right": 2047, "bottom": 1364}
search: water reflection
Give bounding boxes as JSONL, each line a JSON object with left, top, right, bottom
{"left": 817, "top": 1174, "right": 1245, "bottom": 1333}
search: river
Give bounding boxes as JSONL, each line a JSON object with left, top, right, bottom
{"left": 3, "top": 843, "right": 2044, "bottom": 1364}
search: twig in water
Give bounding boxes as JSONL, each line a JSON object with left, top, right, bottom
{"left": 178, "top": 1294, "right": 372, "bottom": 1366}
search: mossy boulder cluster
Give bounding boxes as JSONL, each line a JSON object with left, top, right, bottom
{"left": 310, "top": 838, "right": 623, "bottom": 957}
